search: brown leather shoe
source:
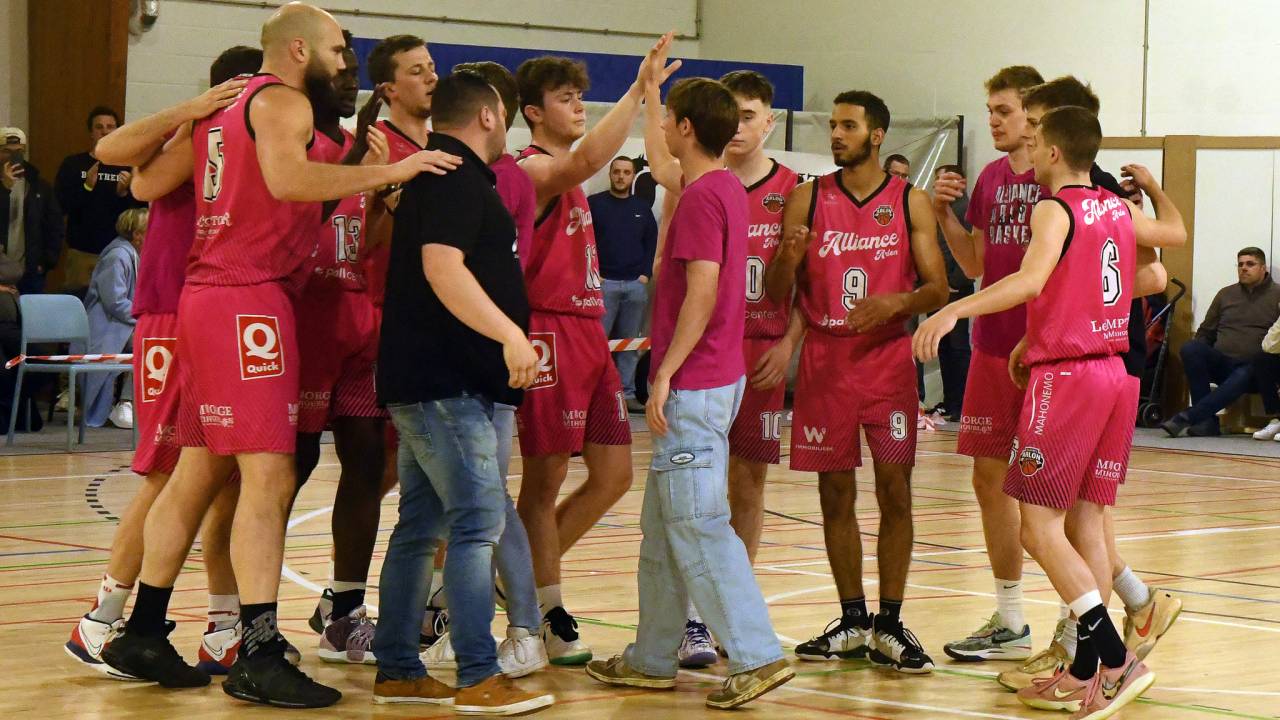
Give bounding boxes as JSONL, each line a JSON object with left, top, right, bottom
{"left": 453, "top": 673, "right": 554, "bottom": 715}
{"left": 706, "top": 658, "right": 794, "bottom": 709}
{"left": 372, "top": 673, "right": 456, "bottom": 705}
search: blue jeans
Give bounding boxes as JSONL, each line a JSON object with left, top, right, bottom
{"left": 492, "top": 403, "right": 540, "bottom": 629}
{"left": 1180, "top": 339, "right": 1255, "bottom": 425}
{"left": 375, "top": 396, "right": 510, "bottom": 686}
{"left": 623, "top": 377, "right": 784, "bottom": 677}
{"left": 602, "top": 278, "right": 648, "bottom": 398}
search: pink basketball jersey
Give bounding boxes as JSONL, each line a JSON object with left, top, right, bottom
{"left": 517, "top": 145, "right": 605, "bottom": 318}
{"left": 799, "top": 172, "right": 917, "bottom": 342}
{"left": 365, "top": 119, "right": 426, "bottom": 305}
{"left": 744, "top": 161, "right": 799, "bottom": 338}
{"left": 133, "top": 181, "right": 195, "bottom": 316}
{"left": 1023, "top": 185, "right": 1136, "bottom": 365}
{"left": 307, "top": 128, "right": 366, "bottom": 293}
{"left": 189, "top": 74, "right": 319, "bottom": 288}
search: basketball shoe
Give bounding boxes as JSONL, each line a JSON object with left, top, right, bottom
{"left": 1016, "top": 663, "right": 1090, "bottom": 712}
{"left": 101, "top": 626, "right": 210, "bottom": 688}
{"left": 998, "top": 617, "right": 1072, "bottom": 691}
{"left": 1068, "top": 651, "right": 1155, "bottom": 720}
{"left": 678, "top": 620, "right": 717, "bottom": 668}
{"left": 308, "top": 588, "right": 334, "bottom": 634}
{"left": 197, "top": 623, "right": 241, "bottom": 675}
{"left": 943, "top": 612, "right": 1033, "bottom": 661}
{"left": 223, "top": 652, "right": 341, "bottom": 708}
{"left": 868, "top": 614, "right": 933, "bottom": 674}
{"left": 1123, "top": 590, "right": 1182, "bottom": 660}
{"left": 65, "top": 614, "right": 138, "bottom": 680}
{"left": 318, "top": 606, "right": 376, "bottom": 664}
{"left": 794, "top": 616, "right": 872, "bottom": 661}
{"left": 541, "top": 606, "right": 591, "bottom": 665}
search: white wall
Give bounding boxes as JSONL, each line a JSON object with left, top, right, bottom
{"left": 125, "top": 0, "right": 702, "bottom": 120}
{"left": 1, "top": 0, "right": 29, "bottom": 131}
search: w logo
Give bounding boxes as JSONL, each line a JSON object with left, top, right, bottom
{"left": 802, "top": 426, "right": 828, "bottom": 444}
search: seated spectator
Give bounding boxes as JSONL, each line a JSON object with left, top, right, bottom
{"left": 1163, "top": 246, "right": 1280, "bottom": 437}
{"left": 1, "top": 127, "right": 63, "bottom": 294}
{"left": 81, "top": 207, "right": 145, "bottom": 428}
{"left": 55, "top": 107, "right": 140, "bottom": 294}
{"left": 1251, "top": 312, "right": 1280, "bottom": 440}
{"left": 884, "top": 153, "right": 910, "bottom": 179}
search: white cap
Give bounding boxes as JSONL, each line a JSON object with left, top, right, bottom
{"left": 0, "top": 127, "right": 25, "bottom": 145}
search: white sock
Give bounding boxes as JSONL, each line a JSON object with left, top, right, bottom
{"left": 686, "top": 599, "right": 701, "bottom": 624}
{"left": 1058, "top": 602, "right": 1071, "bottom": 621}
{"left": 325, "top": 559, "right": 335, "bottom": 587}
{"left": 208, "top": 593, "right": 240, "bottom": 632}
{"left": 428, "top": 570, "right": 447, "bottom": 609}
{"left": 88, "top": 573, "right": 133, "bottom": 623}
{"left": 1059, "top": 616, "right": 1078, "bottom": 659}
{"left": 536, "top": 584, "right": 563, "bottom": 614}
{"left": 1067, "top": 590, "right": 1104, "bottom": 620}
{"left": 994, "top": 579, "right": 1025, "bottom": 630}
{"left": 1112, "top": 566, "right": 1151, "bottom": 611}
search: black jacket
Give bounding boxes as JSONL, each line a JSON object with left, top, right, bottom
{"left": 0, "top": 163, "right": 64, "bottom": 278}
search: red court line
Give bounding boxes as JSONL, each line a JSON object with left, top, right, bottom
{"left": 0, "top": 532, "right": 111, "bottom": 553}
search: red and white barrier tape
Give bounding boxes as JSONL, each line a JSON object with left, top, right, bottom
{"left": 606, "top": 337, "right": 650, "bottom": 352}
{"left": 5, "top": 353, "right": 134, "bottom": 370}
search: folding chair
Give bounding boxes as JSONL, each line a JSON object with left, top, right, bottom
{"left": 6, "top": 295, "right": 136, "bottom": 451}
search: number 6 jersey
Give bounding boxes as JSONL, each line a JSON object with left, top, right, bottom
{"left": 1023, "top": 185, "right": 1136, "bottom": 366}
{"left": 798, "top": 172, "right": 917, "bottom": 341}
{"left": 190, "top": 73, "right": 319, "bottom": 289}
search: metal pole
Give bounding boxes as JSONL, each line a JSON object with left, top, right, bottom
{"left": 1141, "top": 0, "right": 1150, "bottom": 136}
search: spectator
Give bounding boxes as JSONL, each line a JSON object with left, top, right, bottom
{"left": 588, "top": 156, "right": 657, "bottom": 412}
{"left": 1163, "top": 246, "right": 1280, "bottom": 437}
{"left": 927, "top": 163, "right": 974, "bottom": 421}
{"left": 55, "top": 106, "right": 140, "bottom": 293}
{"left": 1, "top": 127, "right": 63, "bottom": 294}
{"left": 81, "top": 207, "right": 145, "bottom": 429}
{"left": 884, "top": 153, "right": 910, "bottom": 179}
{"left": 1251, "top": 313, "right": 1280, "bottom": 440}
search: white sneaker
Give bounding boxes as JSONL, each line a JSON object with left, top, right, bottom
{"left": 65, "top": 614, "right": 138, "bottom": 680}
{"left": 541, "top": 606, "right": 592, "bottom": 665}
{"left": 678, "top": 620, "right": 718, "bottom": 668}
{"left": 498, "top": 626, "right": 548, "bottom": 678}
{"left": 108, "top": 401, "right": 133, "bottom": 429}
{"left": 420, "top": 630, "right": 456, "bottom": 670}
{"left": 197, "top": 623, "right": 241, "bottom": 675}
{"left": 1253, "top": 418, "right": 1280, "bottom": 440}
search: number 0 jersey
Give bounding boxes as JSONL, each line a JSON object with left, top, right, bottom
{"left": 1024, "top": 185, "right": 1136, "bottom": 366}
{"left": 307, "top": 128, "right": 366, "bottom": 294}
{"left": 744, "top": 161, "right": 800, "bottom": 338}
{"left": 798, "top": 172, "right": 917, "bottom": 342}
{"left": 189, "top": 73, "right": 319, "bottom": 289}
{"left": 517, "top": 145, "right": 605, "bottom": 318}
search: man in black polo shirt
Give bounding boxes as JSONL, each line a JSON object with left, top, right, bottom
{"left": 371, "top": 70, "right": 552, "bottom": 715}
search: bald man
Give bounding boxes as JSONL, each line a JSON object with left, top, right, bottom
{"left": 101, "top": 3, "right": 455, "bottom": 707}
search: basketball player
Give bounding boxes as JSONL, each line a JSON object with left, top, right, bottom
{"left": 989, "top": 76, "right": 1184, "bottom": 689}
{"left": 65, "top": 46, "right": 262, "bottom": 680}
{"left": 915, "top": 105, "right": 1186, "bottom": 719}
{"left": 932, "top": 66, "right": 1045, "bottom": 662}
{"left": 586, "top": 72, "right": 793, "bottom": 710}
{"left": 291, "top": 32, "right": 391, "bottom": 665}
{"left": 764, "top": 91, "right": 948, "bottom": 674}
{"left": 100, "top": 4, "right": 450, "bottom": 707}
{"left": 640, "top": 68, "right": 804, "bottom": 667}
{"left": 512, "top": 34, "right": 679, "bottom": 664}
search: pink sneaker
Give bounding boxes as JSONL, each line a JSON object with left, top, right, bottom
{"left": 1069, "top": 652, "right": 1155, "bottom": 720}
{"left": 1016, "top": 664, "right": 1090, "bottom": 712}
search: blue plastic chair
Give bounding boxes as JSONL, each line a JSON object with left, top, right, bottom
{"left": 6, "top": 295, "right": 136, "bottom": 451}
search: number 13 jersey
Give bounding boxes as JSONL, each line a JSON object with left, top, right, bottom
{"left": 1024, "top": 185, "right": 1136, "bottom": 366}
{"left": 798, "top": 172, "right": 916, "bottom": 341}
{"left": 190, "top": 73, "right": 319, "bottom": 289}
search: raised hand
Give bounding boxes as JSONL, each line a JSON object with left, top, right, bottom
{"left": 776, "top": 224, "right": 813, "bottom": 268}
{"left": 932, "top": 171, "right": 966, "bottom": 208}
{"left": 638, "top": 31, "right": 683, "bottom": 89}
{"left": 362, "top": 126, "right": 389, "bottom": 167}
{"left": 1120, "top": 163, "right": 1158, "bottom": 195}
{"left": 116, "top": 169, "right": 133, "bottom": 196}
{"left": 84, "top": 161, "right": 100, "bottom": 190}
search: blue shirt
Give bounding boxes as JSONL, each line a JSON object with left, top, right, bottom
{"left": 588, "top": 191, "right": 657, "bottom": 281}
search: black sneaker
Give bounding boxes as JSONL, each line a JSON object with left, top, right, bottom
{"left": 868, "top": 614, "right": 934, "bottom": 674}
{"left": 308, "top": 588, "right": 334, "bottom": 634}
{"left": 419, "top": 606, "right": 448, "bottom": 648}
{"left": 794, "top": 616, "right": 872, "bottom": 661}
{"left": 102, "top": 627, "right": 210, "bottom": 688}
{"left": 1161, "top": 413, "right": 1191, "bottom": 438}
{"left": 222, "top": 652, "right": 342, "bottom": 708}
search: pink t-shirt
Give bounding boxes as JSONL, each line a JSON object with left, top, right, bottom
{"left": 490, "top": 153, "right": 536, "bottom": 270}
{"left": 965, "top": 155, "right": 1047, "bottom": 357}
{"left": 649, "top": 168, "right": 747, "bottom": 391}
{"left": 132, "top": 181, "right": 196, "bottom": 317}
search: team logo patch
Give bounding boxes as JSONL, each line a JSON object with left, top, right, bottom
{"left": 140, "top": 337, "right": 177, "bottom": 404}
{"left": 1018, "top": 446, "right": 1045, "bottom": 477}
{"left": 529, "top": 332, "right": 558, "bottom": 390}
{"left": 873, "top": 204, "right": 894, "bottom": 227}
{"left": 762, "top": 192, "right": 786, "bottom": 214}
{"left": 237, "top": 314, "right": 285, "bottom": 381}
{"left": 670, "top": 451, "right": 695, "bottom": 465}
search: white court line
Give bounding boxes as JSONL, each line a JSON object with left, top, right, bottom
{"left": 681, "top": 669, "right": 1027, "bottom": 720}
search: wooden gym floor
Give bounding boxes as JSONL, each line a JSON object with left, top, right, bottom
{"left": 2, "top": 428, "right": 1279, "bottom": 719}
